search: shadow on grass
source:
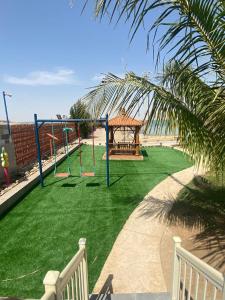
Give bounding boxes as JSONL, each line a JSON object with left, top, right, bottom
{"left": 44, "top": 175, "right": 80, "bottom": 187}
{"left": 138, "top": 175, "right": 225, "bottom": 269}
{"left": 86, "top": 183, "right": 100, "bottom": 187}
{"left": 61, "top": 183, "right": 77, "bottom": 187}
{"left": 110, "top": 175, "right": 124, "bottom": 187}
{"left": 110, "top": 172, "right": 171, "bottom": 176}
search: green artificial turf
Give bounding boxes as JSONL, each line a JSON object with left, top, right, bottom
{"left": 0, "top": 145, "right": 192, "bottom": 298}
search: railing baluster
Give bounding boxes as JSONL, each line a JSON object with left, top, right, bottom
{"left": 81, "top": 259, "right": 85, "bottom": 300}
{"left": 77, "top": 264, "right": 80, "bottom": 300}
{"left": 78, "top": 263, "right": 82, "bottom": 300}
{"left": 80, "top": 260, "right": 84, "bottom": 300}
{"left": 67, "top": 282, "right": 70, "bottom": 300}
{"left": 71, "top": 274, "right": 75, "bottom": 300}
{"left": 62, "top": 289, "right": 65, "bottom": 300}
{"left": 187, "top": 266, "right": 193, "bottom": 300}
{"left": 211, "top": 286, "right": 217, "bottom": 300}
{"left": 182, "top": 262, "right": 187, "bottom": 300}
{"left": 222, "top": 275, "right": 225, "bottom": 300}
{"left": 178, "top": 258, "right": 182, "bottom": 300}
{"left": 202, "top": 279, "right": 208, "bottom": 300}
{"left": 81, "top": 258, "right": 84, "bottom": 300}
{"left": 75, "top": 269, "right": 79, "bottom": 300}
{"left": 194, "top": 272, "right": 199, "bottom": 300}
{"left": 82, "top": 257, "right": 86, "bottom": 300}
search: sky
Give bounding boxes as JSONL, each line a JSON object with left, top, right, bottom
{"left": 0, "top": 0, "right": 163, "bottom": 122}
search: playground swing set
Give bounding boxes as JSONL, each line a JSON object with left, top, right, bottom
{"left": 34, "top": 114, "right": 110, "bottom": 187}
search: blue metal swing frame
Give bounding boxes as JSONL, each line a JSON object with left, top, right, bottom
{"left": 34, "top": 114, "right": 110, "bottom": 187}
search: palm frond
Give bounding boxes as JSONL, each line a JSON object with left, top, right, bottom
{"left": 82, "top": 68, "right": 224, "bottom": 169}
{"left": 84, "top": 0, "right": 225, "bottom": 82}
{"left": 80, "top": 1, "right": 225, "bottom": 170}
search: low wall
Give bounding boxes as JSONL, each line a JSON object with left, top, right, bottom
{"left": 11, "top": 123, "right": 76, "bottom": 168}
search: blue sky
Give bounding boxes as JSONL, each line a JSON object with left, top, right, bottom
{"left": 0, "top": 0, "right": 161, "bottom": 121}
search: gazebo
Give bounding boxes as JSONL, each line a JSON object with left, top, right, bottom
{"left": 107, "top": 110, "right": 144, "bottom": 160}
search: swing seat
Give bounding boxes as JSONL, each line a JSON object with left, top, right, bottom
{"left": 81, "top": 172, "right": 95, "bottom": 177}
{"left": 55, "top": 172, "right": 70, "bottom": 178}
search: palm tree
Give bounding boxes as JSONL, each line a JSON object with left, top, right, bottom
{"left": 81, "top": 0, "right": 225, "bottom": 171}
{"left": 70, "top": 100, "right": 92, "bottom": 138}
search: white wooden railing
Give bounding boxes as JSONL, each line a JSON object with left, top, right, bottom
{"left": 40, "top": 236, "right": 225, "bottom": 300}
{"left": 172, "top": 237, "right": 225, "bottom": 300}
{"left": 41, "top": 238, "right": 88, "bottom": 300}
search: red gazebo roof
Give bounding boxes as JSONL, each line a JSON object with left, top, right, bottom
{"left": 108, "top": 115, "right": 143, "bottom": 127}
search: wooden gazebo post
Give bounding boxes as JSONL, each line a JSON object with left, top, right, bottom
{"left": 135, "top": 127, "right": 140, "bottom": 155}
{"left": 109, "top": 127, "right": 114, "bottom": 154}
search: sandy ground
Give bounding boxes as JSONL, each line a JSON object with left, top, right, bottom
{"left": 93, "top": 166, "right": 200, "bottom": 294}
{"left": 82, "top": 128, "right": 178, "bottom": 147}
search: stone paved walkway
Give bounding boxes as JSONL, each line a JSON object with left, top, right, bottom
{"left": 93, "top": 166, "right": 199, "bottom": 294}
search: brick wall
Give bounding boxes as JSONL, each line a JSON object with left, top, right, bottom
{"left": 11, "top": 123, "right": 76, "bottom": 168}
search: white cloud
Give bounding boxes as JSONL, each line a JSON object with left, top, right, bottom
{"left": 4, "top": 69, "right": 79, "bottom": 86}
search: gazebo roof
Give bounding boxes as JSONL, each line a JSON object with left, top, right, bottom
{"left": 108, "top": 115, "right": 143, "bottom": 127}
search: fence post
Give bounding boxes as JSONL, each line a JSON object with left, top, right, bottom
{"left": 171, "top": 236, "right": 182, "bottom": 300}
{"left": 43, "top": 270, "right": 60, "bottom": 300}
{"left": 79, "top": 238, "right": 89, "bottom": 300}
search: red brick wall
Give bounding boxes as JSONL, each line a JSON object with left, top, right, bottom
{"left": 11, "top": 123, "right": 76, "bottom": 167}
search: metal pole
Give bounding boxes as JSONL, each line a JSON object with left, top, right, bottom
{"left": 106, "top": 113, "right": 110, "bottom": 187}
{"left": 2, "top": 91, "right": 11, "bottom": 136}
{"left": 65, "top": 129, "right": 71, "bottom": 174}
{"left": 78, "top": 124, "right": 82, "bottom": 176}
{"left": 34, "top": 114, "right": 44, "bottom": 187}
{"left": 37, "top": 118, "right": 106, "bottom": 123}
